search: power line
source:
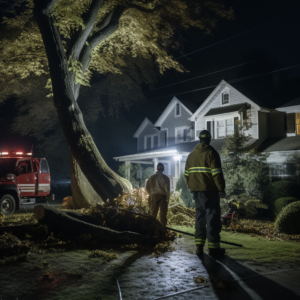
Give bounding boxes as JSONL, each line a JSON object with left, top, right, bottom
{"left": 174, "top": 10, "right": 300, "bottom": 60}
{"left": 145, "top": 50, "right": 285, "bottom": 93}
{"left": 148, "top": 63, "right": 300, "bottom": 101}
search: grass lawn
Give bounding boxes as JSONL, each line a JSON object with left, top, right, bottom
{"left": 172, "top": 225, "right": 300, "bottom": 264}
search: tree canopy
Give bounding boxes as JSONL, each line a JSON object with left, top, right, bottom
{"left": 0, "top": 0, "right": 233, "bottom": 105}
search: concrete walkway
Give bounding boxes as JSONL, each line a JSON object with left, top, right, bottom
{"left": 115, "top": 236, "right": 300, "bottom": 300}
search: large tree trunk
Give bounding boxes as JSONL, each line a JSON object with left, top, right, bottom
{"left": 70, "top": 153, "right": 103, "bottom": 208}
{"left": 33, "top": 205, "right": 159, "bottom": 245}
{"left": 33, "top": 1, "right": 131, "bottom": 202}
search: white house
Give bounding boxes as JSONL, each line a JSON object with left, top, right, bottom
{"left": 114, "top": 80, "right": 300, "bottom": 189}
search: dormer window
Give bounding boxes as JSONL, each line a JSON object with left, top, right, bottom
{"left": 222, "top": 93, "right": 229, "bottom": 105}
{"left": 175, "top": 103, "right": 181, "bottom": 116}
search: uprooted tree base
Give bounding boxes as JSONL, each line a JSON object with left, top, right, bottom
{"left": 33, "top": 205, "right": 167, "bottom": 245}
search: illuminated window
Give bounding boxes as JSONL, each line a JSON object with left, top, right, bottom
{"left": 296, "top": 113, "right": 300, "bottom": 135}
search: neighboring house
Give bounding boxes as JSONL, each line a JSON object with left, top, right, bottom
{"left": 114, "top": 80, "right": 300, "bottom": 190}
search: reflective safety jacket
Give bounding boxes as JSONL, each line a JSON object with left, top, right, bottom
{"left": 185, "top": 143, "right": 225, "bottom": 192}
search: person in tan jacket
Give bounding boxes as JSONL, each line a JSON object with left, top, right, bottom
{"left": 146, "top": 163, "right": 170, "bottom": 227}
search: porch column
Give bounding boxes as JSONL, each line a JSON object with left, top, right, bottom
{"left": 125, "top": 161, "right": 130, "bottom": 180}
{"left": 153, "top": 157, "right": 158, "bottom": 174}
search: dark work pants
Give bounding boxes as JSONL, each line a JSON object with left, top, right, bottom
{"left": 194, "top": 191, "right": 221, "bottom": 249}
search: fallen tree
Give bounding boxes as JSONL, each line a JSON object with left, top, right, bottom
{"left": 33, "top": 205, "right": 166, "bottom": 245}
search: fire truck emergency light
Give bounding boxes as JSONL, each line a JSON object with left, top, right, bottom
{"left": 16, "top": 152, "right": 23, "bottom": 155}
{"left": 1, "top": 152, "right": 9, "bottom": 155}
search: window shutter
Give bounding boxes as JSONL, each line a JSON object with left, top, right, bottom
{"left": 212, "top": 121, "right": 214, "bottom": 138}
{"left": 207, "top": 121, "right": 211, "bottom": 135}
{"left": 286, "top": 113, "right": 295, "bottom": 133}
{"left": 234, "top": 117, "right": 238, "bottom": 132}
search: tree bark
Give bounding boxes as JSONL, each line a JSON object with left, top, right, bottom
{"left": 70, "top": 153, "right": 103, "bottom": 208}
{"left": 33, "top": 1, "right": 131, "bottom": 203}
{"left": 33, "top": 205, "right": 159, "bottom": 245}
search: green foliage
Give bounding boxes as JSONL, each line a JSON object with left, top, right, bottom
{"left": 118, "top": 163, "right": 140, "bottom": 181}
{"left": 176, "top": 173, "right": 194, "bottom": 207}
{"left": 222, "top": 122, "right": 270, "bottom": 198}
{"left": 274, "top": 197, "right": 299, "bottom": 217}
{"left": 275, "top": 201, "right": 300, "bottom": 234}
{"left": 263, "top": 181, "right": 300, "bottom": 209}
{"left": 142, "top": 167, "right": 154, "bottom": 183}
{"left": 227, "top": 193, "right": 268, "bottom": 217}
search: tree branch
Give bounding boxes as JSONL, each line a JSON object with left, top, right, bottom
{"left": 66, "top": 0, "right": 104, "bottom": 61}
{"left": 73, "top": 4, "right": 160, "bottom": 99}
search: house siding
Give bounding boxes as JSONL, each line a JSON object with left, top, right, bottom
{"left": 268, "top": 111, "right": 286, "bottom": 139}
{"left": 160, "top": 105, "right": 194, "bottom": 146}
{"left": 195, "top": 84, "right": 259, "bottom": 139}
{"left": 138, "top": 122, "right": 160, "bottom": 151}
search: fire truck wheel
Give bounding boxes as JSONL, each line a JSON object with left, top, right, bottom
{"left": 0, "top": 194, "right": 16, "bottom": 215}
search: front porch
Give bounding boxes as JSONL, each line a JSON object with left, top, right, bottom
{"left": 114, "top": 149, "right": 190, "bottom": 191}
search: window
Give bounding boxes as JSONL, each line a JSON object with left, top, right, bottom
{"left": 296, "top": 113, "right": 300, "bottom": 135}
{"left": 146, "top": 137, "right": 151, "bottom": 149}
{"left": 217, "top": 120, "right": 225, "bottom": 138}
{"left": 216, "top": 118, "right": 236, "bottom": 138}
{"left": 222, "top": 93, "right": 229, "bottom": 105}
{"left": 153, "top": 136, "right": 159, "bottom": 148}
{"left": 175, "top": 103, "right": 181, "bottom": 116}
{"left": 175, "top": 127, "right": 189, "bottom": 143}
{"left": 270, "top": 164, "right": 296, "bottom": 176}
{"left": 144, "top": 135, "right": 159, "bottom": 149}
{"left": 226, "top": 119, "right": 234, "bottom": 136}
{"left": 40, "top": 159, "right": 49, "bottom": 173}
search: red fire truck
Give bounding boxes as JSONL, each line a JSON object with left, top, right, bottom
{"left": 0, "top": 151, "right": 54, "bottom": 215}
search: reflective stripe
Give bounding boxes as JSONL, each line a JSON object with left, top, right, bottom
{"left": 185, "top": 171, "right": 189, "bottom": 177}
{"left": 195, "top": 238, "right": 206, "bottom": 245}
{"left": 211, "top": 168, "right": 222, "bottom": 176}
{"left": 188, "top": 167, "right": 212, "bottom": 174}
{"left": 208, "top": 242, "right": 220, "bottom": 249}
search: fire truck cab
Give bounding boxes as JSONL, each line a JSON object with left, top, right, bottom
{"left": 0, "top": 151, "right": 54, "bottom": 215}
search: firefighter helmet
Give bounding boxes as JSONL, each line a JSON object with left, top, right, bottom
{"left": 199, "top": 130, "right": 211, "bottom": 139}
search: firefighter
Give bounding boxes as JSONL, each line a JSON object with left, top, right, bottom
{"left": 146, "top": 163, "right": 170, "bottom": 227}
{"left": 185, "top": 130, "right": 226, "bottom": 257}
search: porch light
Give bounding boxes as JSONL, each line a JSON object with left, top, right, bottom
{"left": 173, "top": 155, "right": 182, "bottom": 161}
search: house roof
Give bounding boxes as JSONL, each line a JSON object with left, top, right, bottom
{"left": 190, "top": 80, "right": 261, "bottom": 121}
{"left": 154, "top": 96, "right": 193, "bottom": 127}
{"left": 204, "top": 103, "right": 249, "bottom": 117}
{"left": 278, "top": 97, "right": 300, "bottom": 108}
{"left": 258, "top": 136, "right": 300, "bottom": 152}
{"left": 133, "top": 117, "right": 153, "bottom": 138}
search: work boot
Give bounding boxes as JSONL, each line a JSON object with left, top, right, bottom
{"left": 196, "top": 245, "right": 204, "bottom": 255}
{"left": 209, "top": 247, "right": 225, "bottom": 257}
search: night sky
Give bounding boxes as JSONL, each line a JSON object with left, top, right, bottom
{"left": 0, "top": 0, "right": 300, "bottom": 180}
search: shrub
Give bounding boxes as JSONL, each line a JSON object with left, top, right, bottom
{"left": 274, "top": 197, "right": 299, "bottom": 216}
{"left": 274, "top": 201, "right": 300, "bottom": 234}
{"left": 176, "top": 173, "right": 194, "bottom": 207}
{"left": 263, "top": 181, "right": 300, "bottom": 208}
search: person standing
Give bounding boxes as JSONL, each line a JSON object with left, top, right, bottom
{"left": 185, "top": 130, "right": 226, "bottom": 257}
{"left": 146, "top": 163, "right": 170, "bottom": 227}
